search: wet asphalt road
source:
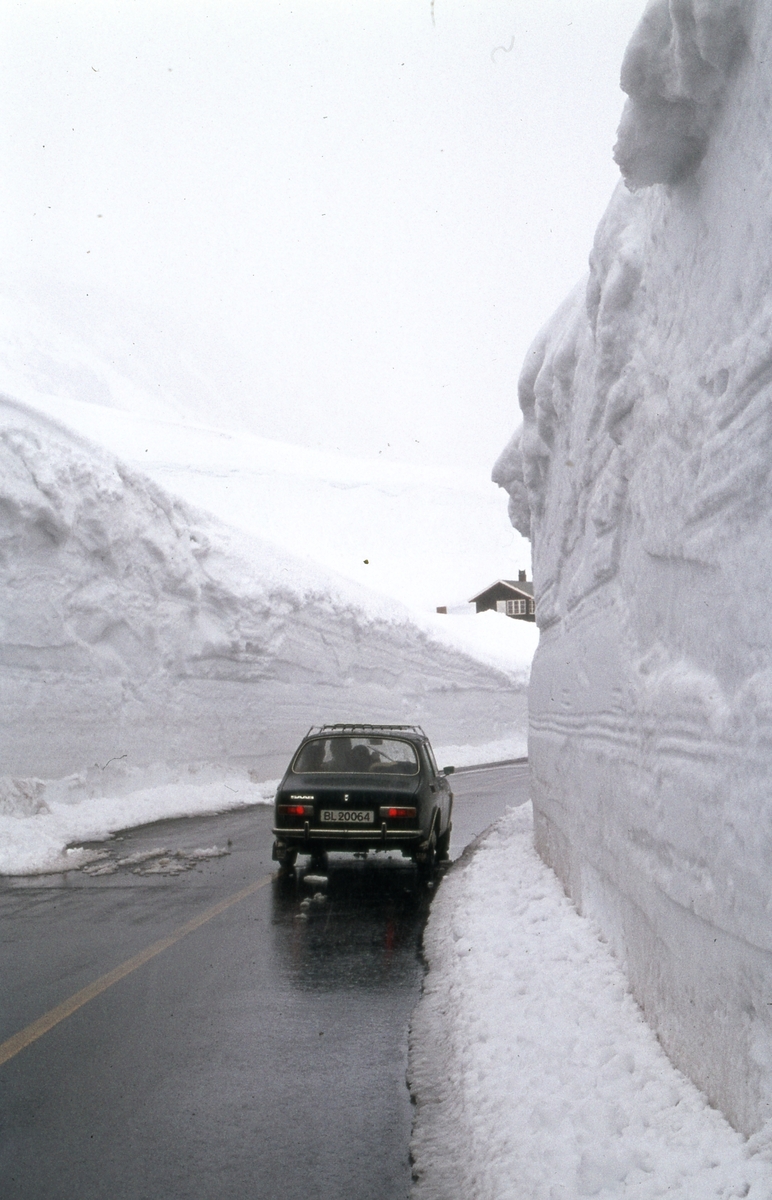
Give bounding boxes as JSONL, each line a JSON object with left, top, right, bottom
{"left": 0, "top": 761, "right": 529, "bottom": 1200}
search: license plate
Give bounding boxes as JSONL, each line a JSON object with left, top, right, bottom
{"left": 320, "top": 809, "right": 374, "bottom": 824}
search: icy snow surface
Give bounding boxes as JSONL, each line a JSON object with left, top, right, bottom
{"left": 1, "top": 396, "right": 534, "bottom": 874}
{"left": 410, "top": 806, "right": 772, "bottom": 1200}
{"left": 495, "top": 0, "right": 772, "bottom": 1138}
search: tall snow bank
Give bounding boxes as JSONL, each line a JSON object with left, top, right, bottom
{"left": 495, "top": 0, "right": 772, "bottom": 1138}
{"left": 1, "top": 397, "right": 530, "bottom": 872}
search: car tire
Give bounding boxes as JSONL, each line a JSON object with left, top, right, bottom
{"left": 436, "top": 825, "right": 451, "bottom": 862}
{"left": 278, "top": 848, "right": 298, "bottom": 873}
{"left": 417, "top": 830, "right": 437, "bottom": 876}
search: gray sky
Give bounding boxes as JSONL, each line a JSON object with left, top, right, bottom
{"left": 0, "top": 0, "right": 643, "bottom": 472}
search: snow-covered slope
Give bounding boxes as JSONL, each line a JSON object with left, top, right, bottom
{"left": 1, "top": 397, "right": 532, "bottom": 873}
{"left": 495, "top": 0, "right": 772, "bottom": 1138}
{"left": 0, "top": 285, "right": 529, "bottom": 612}
{"left": 16, "top": 391, "right": 526, "bottom": 614}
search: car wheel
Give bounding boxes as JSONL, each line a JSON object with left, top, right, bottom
{"left": 436, "top": 825, "right": 451, "bottom": 862}
{"left": 417, "top": 830, "right": 437, "bottom": 876}
{"left": 278, "top": 848, "right": 297, "bottom": 873}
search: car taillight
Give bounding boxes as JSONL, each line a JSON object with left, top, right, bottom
{"left": 278, "top": 804, "right": 314, "bottom": 817}
{"left": 379, "top": 806, "right": 417, "bottom": 820}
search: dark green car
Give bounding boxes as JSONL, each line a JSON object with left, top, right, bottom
{"left": 271, "top": 723, "right": 454, "bottom": 873}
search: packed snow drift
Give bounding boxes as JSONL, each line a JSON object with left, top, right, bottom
{"left": 409, "top": 807, "right": 772, "bottom": 1200}
{"left": 1, "top": 397, "right": 534, "bottom": 875}
{"left": 496, "top": 0, "right": 772, "bottom": 1137}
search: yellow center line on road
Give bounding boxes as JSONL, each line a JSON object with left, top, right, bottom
{"left": 0, "top": 872, "right": 274, "bottom": 1068}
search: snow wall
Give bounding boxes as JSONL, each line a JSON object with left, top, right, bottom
{"left": 495, "top": 0, "right": 772, "bottom": 1138}
{"left": 1, "top": 397, "right": 526, "bottom": 795}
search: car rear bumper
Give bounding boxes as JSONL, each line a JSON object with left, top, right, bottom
{"left": 272, "top": 825, "right": 424, "bottom": 851}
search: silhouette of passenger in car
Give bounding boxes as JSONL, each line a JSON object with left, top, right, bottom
{"left": 350, "top": 744, "right": 373, "bottom": 771}
{"left": 329, "top": 737, "right": 354, "bottom": 771}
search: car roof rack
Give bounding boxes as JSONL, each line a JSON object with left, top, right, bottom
{"left": 305, "top": 723, "right": 427, "bottom": 738}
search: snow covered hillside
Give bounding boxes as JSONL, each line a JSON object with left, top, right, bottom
{"left": 1, "top": 397, "right": 534, "bottom": 874}
{"left": 495, "top": 0, "right": 772, "bottom": 1138}
{"left": 0, "top": 286, "right": 529, "bottom": 612}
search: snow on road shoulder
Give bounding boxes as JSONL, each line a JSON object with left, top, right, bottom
{"left": 409, "top": 804, "right": 772, "bottom": 1200}
{"left": 417, "top": 610, "right": 537, "bottom": 684}
{"left": 0, "top": 769, "right": 277, "bottom": 877}
{"left": 432, "top": 733, "right": 527, "bottom": 770}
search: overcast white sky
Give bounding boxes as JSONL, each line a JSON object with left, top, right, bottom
{"left": 0, "top": 0, "right": 643, "bottom": 473}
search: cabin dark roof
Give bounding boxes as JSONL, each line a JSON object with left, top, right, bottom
{"left": 469, "top": 579, "right": 534, "bottom": 602}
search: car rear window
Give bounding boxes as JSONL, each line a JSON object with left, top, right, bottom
{"left": 292, "top": 736, "right": 419, "bottom": 775}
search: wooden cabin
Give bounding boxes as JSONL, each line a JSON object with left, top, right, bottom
{"left": 469, "top": 571, "right": 536, "bottom": 622}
